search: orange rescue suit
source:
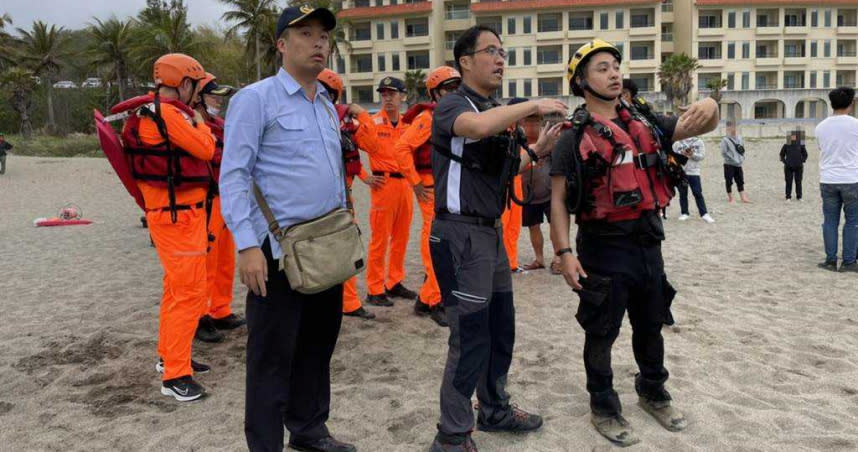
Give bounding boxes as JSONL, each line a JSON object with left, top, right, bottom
{"left": 204, "top": 115, "right": 236, "bottom": 320}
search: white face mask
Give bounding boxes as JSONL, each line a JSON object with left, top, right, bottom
{"left": 206, "top": 106, "right": 221, "bottom": 117}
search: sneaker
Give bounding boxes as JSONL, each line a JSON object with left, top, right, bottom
{"left": 344, "top": 306, "right": 376, "bottom": 319}
{"left": 430, "top": 433, "right": 478, "bottom": 452}
{"left": 195, "top": 315, "right": 225, "bottom": 343}
{"left": 386, "top": 283, "right": 418, "bottom": 299}
{"left": 638, "top": 396, "right": 688, "bottom": 432}
{"left": 701, "top": 213, "right": 715, "bottom": 223}
{"left": 818, "top": 260, "right": 838, "bottom": 272}
{"left": 477, "top": 405, "right": 543, "bottom": 433}
{"left": 677, "top": 214, "right": 690, "bottom": 221}
{"left": 288, "top": 435, "right": 356, "bottom": 452}
{"left": 366, "top": 293, "right": 393, "bottom": 307}
{"left": 156, "top": 358, "right": 211, "bottom": 374}
{"left": 838, "top": 262, "right": 858, "bottom": 273}
{"left": 510, "top": 267, "right": 527, "bottom": 274}
{"left": 429, "top": 305, "right": 449, "bottom": 327}
{"left": 785, "top": 198, "right": 791, "bottom": 202}
{"left": 591, "top": 413, "right": 640, "bottom": 447}
{"left": 211, "top": 313, "right": 246, "bottom": 330}
{"left": 161, "top": 375, "right": 206, "bottom": 402}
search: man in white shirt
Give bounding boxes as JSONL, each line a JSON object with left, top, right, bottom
{"left": 815, "top": 87, "right": 858, "bottom": 272}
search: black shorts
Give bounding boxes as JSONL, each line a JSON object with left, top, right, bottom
{"left": 522, "top": 200, "right": 551, "bottom": 227}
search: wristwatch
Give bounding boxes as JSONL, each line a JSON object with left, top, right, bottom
{"left": 555, "top": 247, "right": 574, "bottom": 257}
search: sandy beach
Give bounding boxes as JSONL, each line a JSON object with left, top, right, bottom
{"left": 1, "top": 137, "right": 857, "bottom": 451}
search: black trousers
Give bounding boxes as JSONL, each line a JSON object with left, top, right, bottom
{"left": 575, "top": 233, "right": 674, "bottom": 416}
{"left": 785, "top": 166, "right": 803, "bottom": 199}
{"left": 245, "top": 239, "right": 344, "bottom": 452}
{"left": 724, "top": 164, "right": 745, "bottom": 193}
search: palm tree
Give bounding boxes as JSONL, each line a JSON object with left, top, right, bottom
{"left": 404, "top": 69, "right": 426, "bottom": 102}
{"left": 131, "top": 0, "right": 200, "bottom": 76}
{"left": 288, "top": 0, "right": 352, "bottom": 68}
{"left": 657, "top": 53, "right": 701, "bottom": 112}
{"left": 16, "top": 21, "right": 70, "bottom": 130}
{"left": 0, "top": 13, "right": 13, "bottom": 69}
{"left": 0, "top": 67, "right": 37, "bottom": 137}
{"left": 705, "top": 78, "right": 728, "bottom": 103}
{"left": 88, "top": 17, "right": 134, "bottom": 101}
{"left": 220, "top": 0, "right": 277, "bottom": 81}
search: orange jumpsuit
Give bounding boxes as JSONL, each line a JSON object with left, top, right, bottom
{"left": 365, "top": 109, "right": 413, "bottom": 296}
{"left": 136, "top": 102, "right": 215, "bottom": 382}
{"left": 205, "top": 119, "right": 235, "bottom": 320}
{"left": 393, "top": 109, "right": 440, "bottom": 306}
{"left": 501, "top": 175, "right": 523, "bottom": 271}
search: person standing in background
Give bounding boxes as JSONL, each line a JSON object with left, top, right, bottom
{"left": 780, "top": 130, "right": 808, "bottom": 201}
{"left": 674, "top": 137, "right": 714, "bottom": 223}
{"left": 721, "top": 121, "right": 751, "bottom": 203}
{"left": 0, "top": 132, "right": 11, "bottom": 175}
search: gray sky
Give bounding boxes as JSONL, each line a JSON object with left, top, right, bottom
{"left": 3, "top": 0, "right": 233, "bottom": 31}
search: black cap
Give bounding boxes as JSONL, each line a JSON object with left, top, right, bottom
{"left": 202, "top": 80, "right": 235, "bottom": 97}
{"left": 276, "top": 5, "right": 336, "bottom": 39}
{"left": 377, "top": 77, "right": 406, "bottom": 93}
{"left": 507, "top": 97, "right": 528, "bottom": 106}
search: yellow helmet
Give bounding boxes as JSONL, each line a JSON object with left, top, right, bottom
{"left": 566, "top": 39, "right": 622, "bottom": 97}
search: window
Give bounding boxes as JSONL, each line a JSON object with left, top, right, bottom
{"left": 698, "top": 42, "right": 721, "bottom": 60}
{"left": 539, "top": 78, "right": 562, "bottom": 96}
{"left": 508, "top": 48, "right": 517, "bottom": 66}
{"left": 392, "top": 53, "right": 400, "bottom": 71}
{"left": 507, "top": 17, "right": 516, "bottom": 35}
{"left": 825, "top": 10, "right": 831, "bottom": 27}
{"left": 698, "top": 73, "right": 720, "bottom": 90}
{"left": 823, "top": 71, "right": 830, "bottom": 87}
{"left": 784, "top": 71, "right": 804, "bottom": 89}
{"left": 391, "top": 21, "right": 399, "bottom": 39}
{"left": 742, "top": 10, "right": 751, "bottom": 28}
{"left": 727, "top": 73, "right": 735, "bottom": 90}
{"left": 700, "top": 10, "right": 722, "bottom": 28}
{"left": 336, "top": 56, "right": 345, "bottom": 74}
{"left": 444, "top": 2, "right": 470, "bottom": 20}
{"left": 741, "top": 72, "right": 749, "bottom": 90}
{"left": 352, "top": 22, "right": 371, "bottom": 41}
{"left": 631, "top": 43, "right": 652, "bottom": 60}
{"left": 569, "top": 12, "right": 594, "bottom": 31}
{"left": 376, "top": 23, "right": 385, "bottom": 40}
{"left": 351, "top": 54, "right": 372, "bottom": 73}
{"left": 785, "top": 41, "right": 805, "bottom": 58}
{"left": 811, "top": 41, "right": 818, "bottom": 57}
{"left": 824, "top": 40, "right": 831, "bottom": 57}
{"left": 616, "top": 10, "right": 624, "bottom": 29}
{"left": 630, "top": 9, "right": 653, "bottom": 28}
{"left": 727, "top": 42, "right": 735, "bottom": 59}
{"left": 615, "top": 42, "right": 624, "bottom": 59}
{"left": 662, "top": 0, "right": 673, "bottom": 13}
{"left": 445, "top": 31, "right": 461, "bottom": 50}
{"left": 476, "top": 16, "right": 502, "bottom": 34}
{"left": 785, "top": 11, "right": 806, "bottom": 27}
{"left": 508, "top": 81, "right": 517, "bottom": 98}
{"left": 354, "top": 0, "right": 370, "bottom": 7}
{"left": 600, "top": 12, "right": 609, "bottom": 30}
{"left": 538, "top": 13, "right": 562, "bottom": 32}
{"left": 524, "top": 16, "right": 532, "bottom": 34}
{"left": 742, "top": 42, "right": 750, "bottom": 59}
{"left": 377, "top": 54, "right": 385, "bottom": 71}
{"left": 812, "top": 10, "right": 818, "bottom": 27}
{"left": 523, "top": 48, "right": 532, "bottom": 66}
{"left": 537, "top": 46, "right": 562, "bottom": 64}
{"left": 352, "top": 86, "right": 373, "bottom": 104}
{"left": 629, "top": 75, "right": 650, "bottom": 92}
{"left": 661, "top": 23, "right": 673, "bottom": 42}
{"left": 810, "top": 71, "right": 817, "bottom": 88}
{"left": 406, "top": 51, "right": 430, "bottom": 70}
{"left": 405, "top": 18, "right": 429, "bottom": 37}
{"left": 523, "top": 80, "right": 532, "bottom": 97}
{"left": 728, "top": 11, "right": 736, "bottom": 28}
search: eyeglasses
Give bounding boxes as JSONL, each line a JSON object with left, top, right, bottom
{"left": 466, "top": 46, "right": 508, "bottom": 60}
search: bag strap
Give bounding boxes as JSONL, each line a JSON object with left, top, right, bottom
{"left": 320, "top": 99, "right": 354, "bottom": 211}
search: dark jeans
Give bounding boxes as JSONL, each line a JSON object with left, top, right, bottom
{"left": 0, "top": 155, "right": 5, "bottom": 174}
{"left": 724, "top": 164, "right": 744, "bottom": 193}
{"left": 679, "top": 175, "right": 708, "bottom": 216}
{"left": 785, "top": 166, "right": 803, "bottom": 199}
{"left": 575, "top": 233, "right": 674, "bottom": 415}
{"left": 821, "top": 183, "right": 858, "bottom": 265}
{"left": 245, "top": 239, "right": 344, "bottom": 452}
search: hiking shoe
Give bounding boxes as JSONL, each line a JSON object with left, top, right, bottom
{"left": 366, "top": 293, "right": 393, "bottom": 307}
{"left": 288, "top": 435, "right": 356, "bottom": 452}
{"left": 156, "top": 358, "right": 210, "bottom": 374}
{"left": 839, "top": 262, "right": 858, "bottom": 273}
{"left": 591, "top": 413, "right": 640, "bottom": 447}
{"left": 430, "top": 433, "right": 478, "bottom": 452}
{"left": 818, "top": 260, "right": 838, "bottom": 272}
{"left": 477, "top": 405, "right": 543, "bottom": 433}
{"left": 414, "top": 297, "right": 432, "bottom": 315}
{"left": 701, "top": 214, "right": 715, "bottom": 223}
{"left": 161, "top": 376, "right": 206, "bottom": 402}
{"left": 211, "top": 313, "right": 246, "bottom": 330}
{"left": 386, "top": 283, "right": 417, "bottom": 300}
{"left": 639, "top": 396, "right": 687, "bottom": 432}
{"left": 677, "top": 214, "right": 690, "bottom": 221}
{"left": 195, "top": 316, "right": 225, "bottom": 343}
{"left": 344, "top": 306, "right": 376, "bottom": 319}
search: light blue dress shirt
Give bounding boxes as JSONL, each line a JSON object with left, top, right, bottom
{"left": 220, "top": 67, "right": 346, "bottom": 259}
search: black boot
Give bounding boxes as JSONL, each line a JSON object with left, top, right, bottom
{"left": 195, "top": 315, "right": 225, "bottom": 343}
{"left": 386, "top": 282, "right": 417, "bottom": 299}
{"left": 211, "top": 313, "right": 246, "bottom": 330}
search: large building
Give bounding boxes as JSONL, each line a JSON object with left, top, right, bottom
{"left": 334, "top": 0, "right": 858, "bottom": 121}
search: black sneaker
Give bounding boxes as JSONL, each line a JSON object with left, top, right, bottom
{"left": 839, "top": 262, "right": 858, "bottom": 273}
{"left": 430, "top": 432, "right": 478, "bottom": 452}
{"left": 477, "top": 405, "right": 543, "bottom": 433}
{"left": 414, "top": 297, "right": 432, "bottom": 316}
{"left": 288, "top": 435, "right": 356, "bottom": 452}
{"left": 366, "top": 293, "right": 393, "bottom": 307}
{"left": 430, "top": 305, "right": 449, "bottom": 327}
{"left": 156, "top": 358, "right": 211, "bottom": 374}
{"left": 195, "top": 315, "right": 226, "bottom": 343}
{"left": 211, "top": 313, "right": 246, "bottom": 330}
{"left": 140, "top": 215, "right": 148, "bottom": 228}
{"left": 818, "top": 260, "right": 838, "bottom": 272}
{"left": 161, "top": 375, "right": 206, "bottom": 402}
{"left": 386, "top": 282, "right": 417, "bottom": 300}
{"left": 344, "top": 306, "right": 376, "bottom": 319}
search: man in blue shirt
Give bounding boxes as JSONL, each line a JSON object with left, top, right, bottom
{"left": 219, "top": 6, "right": 356, "bottom": 452}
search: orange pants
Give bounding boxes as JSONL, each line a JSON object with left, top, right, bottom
{"left": 367, "top": 176, "right": 413, "bottom": 295}
{"left": 206, "top": 196, "right": 235, "bottom": 319}
{"left": 501, "top": 176, "right": 523, "bottom": 270}
{"left": 148, "top": 206, "right": 208, "bottom": 381}
{"left": 343, "top": 184, "right": 364, "bottom": 313}
{"left": 418, "top": 174, "right": 441, "bottom": 306}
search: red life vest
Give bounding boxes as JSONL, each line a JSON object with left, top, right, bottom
{"left": 205, "top": 115, "right": 225, "bottom": 181}
{"left": 113, "top": 94, "right": 212, "bottom": 191}
{"left": 334, "top": 104, "right": 362, "bottom": 178}
{"left": 577, "top": 106, "right": 673, "bottom": 222}
{"left": 403, "top": 103, "right": 435, "bottom": 174}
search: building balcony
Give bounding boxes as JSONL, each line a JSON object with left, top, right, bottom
{"left": 404, "top": 36, "right": 430, "bottom": 47}
{"left": 756, "top": 57, "right": 782, "bottom": 66}
{"left": 536, "top": 63, "right": 565, "bottom": 74}
{"left": 662, "top": 41, "right": 674, "bottom": 53}
{"left": 837, "top": 25, "right": 858, "bottom": 34}
{"left": 351, "top": 40, "right": 374, "bottom": 50}
{"left": 697, "top": 27, "right": 725, "bottom": 37}
{"left": 698, "top": 58, "right": 724, "bottom": 67}
{"left": 783, "top": 25, "right": 808, "bottom": 35}
{"left": 662, "top": 12, "right": 674, "bottom": 23}
{"left": 783, "top": 56, "right": 806, "bottom": 65}
{"left": 630, "top": 25, "right": 657, "bottom": 36}
{"left": 348, "top": 72, "right": 375, "bottom": 81}
{"left": 756, "top": 26, "right": 782, "bottom": 35}
{"left": 837, "top": 55, "right": 858, "bottom": 65}
{"left": 443, "top": 19, "right": 472, "bottom": 31}
{"left": 629, "top": 58, "right": 658, "bottom": 69}
{"left": 536, "top": 30, "right": 564, "bottom": 41}
{"left": 566, "top": 29, "right": 595, "bottom": 39}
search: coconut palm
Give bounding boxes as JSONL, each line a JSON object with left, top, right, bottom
{"left": 705, "top": 78, "right": 728, "bottom": 103}
{"left": 0, "top": 13, "right": 13, "bottom": 69}
{"left": 288, "top": 0, "right": 352, "bottom": 67}
{"left": 404, "top": 69, "right": 426, "bottom": 102}
{"left": 88, "top": 17, "right": 134, "bottom": 100}
{"left": 657, "top": 53, "right": 701, "bottom": 112}
{"left": 0, "top": 67, "right": 37, "bottom": 137}
{"left": 15, "top": 21, "right": 70, "bottom": 130}
{"left": 220, "top": 0, "right": 278, "bottom": 81}
{"left": 131, "top": 0, "right": 200, "bottom": 77}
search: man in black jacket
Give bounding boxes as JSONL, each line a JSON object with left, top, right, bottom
{"left": 0, "top": 132, "right": 11, "bottom": 175}
{"left": 780, "top": 130, "right": 808, "bottom": 201}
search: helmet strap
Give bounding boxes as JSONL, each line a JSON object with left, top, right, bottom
{"left": 581, "top": 80, "right": 617, "bottom": 102}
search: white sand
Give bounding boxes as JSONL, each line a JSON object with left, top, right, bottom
{"left": 1, "top": 138, "right": 857, "bottom": 451}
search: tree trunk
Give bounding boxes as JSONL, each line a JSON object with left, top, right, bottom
{"left": 116, "top": 66, "right": 125, "bottom": 101}
{"left": 46, "top": 80, "right": 56, "bottom": 128}
{"left": 14, "top": 91, "right": 33, "bottom": 138}
{"left": 255, "top": 33, "right": 261, "bottom": 81}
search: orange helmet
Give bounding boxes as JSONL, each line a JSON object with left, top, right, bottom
{"left": 199, "top": 72, "right": 216, "bottom": 90}
{"left": 426, "top": 66, "right": 461, "bottom": 92}
{"left": 318, "top": 69, "right": 344, "bottom": 102}
{"left": 153, "top": 53, "right": 206, "bottom": 88}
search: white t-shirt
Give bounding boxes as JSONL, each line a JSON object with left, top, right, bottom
{"left": 816, "top": 114, "right": 858, "bottom": 184}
